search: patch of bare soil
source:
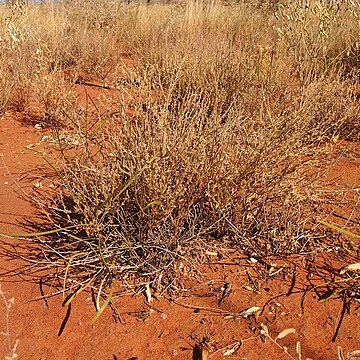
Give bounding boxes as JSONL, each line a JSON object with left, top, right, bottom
{"left": 0, "top": 93, "right": 359, "bottom": 360}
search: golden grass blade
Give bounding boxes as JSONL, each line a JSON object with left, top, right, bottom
{"left": 0, "top": 224, "right": 85, "bottom": 238}
{"left": 63, "top": 279, "right": 94, "bottom": 308}
{"left": 339, "top": 262, "right": 360, "bottom": 275}
{"left": 296, "top": 341, "right": 302, "bottom": 360}
{"left": 337, "top": 346, "right": 345, "bottom": 360}
{"left": 96, "top": 278, "right": 106, "bottom": 311}
{"left": 318, "top": 219, "right": 360, "bottom": 239}
{"left": 144, "top": 283, "right": 152, "bottom": 303}
{"left": 140, "top": 200, "right": 161, "bottom": 213}
{"left": 98, "top": 163, "right": 152, "bottom": 223}
{"left": 63, "top": 252, "right": 86, "bottom": 300}
{"left": 318, "top": 289, "right": 339, "bottom": 303}
{"left": 103, "top": 164, "right": 149, "bottom": 208}
{"left": 275, "top": 328, "right": 296, "bottom": 341}
{"left": 90, "top": 288, "right": 113, "bottom": 325}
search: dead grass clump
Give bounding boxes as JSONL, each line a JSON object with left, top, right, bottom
{"left": 38, "top": 74, "right": 321, "bottom": 292}
{"left": 296, "top": 78, "right": 360, "bottom": 142}
{"left": 0, "top": 1, "right": 122, "bottom": 123}
{"left": 273, "top": 0, "right": 360, "bottom": 84}
{"left": 33, "top": 71, "right": 79, "bottom": 127}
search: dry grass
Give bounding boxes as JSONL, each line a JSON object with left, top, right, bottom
{"left": 0, "top": 285, "right": 18, "bottom": 360}
{"left": 0, "top": 0, "right": 359, "bottom": 294}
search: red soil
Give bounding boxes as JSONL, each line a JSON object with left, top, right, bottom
{"left": 0, "top": 94, "right": 359, "bottom": 360}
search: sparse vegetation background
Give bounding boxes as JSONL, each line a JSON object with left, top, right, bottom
{"left": 0, "top": 0, "right": 359, "bottom": 297}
